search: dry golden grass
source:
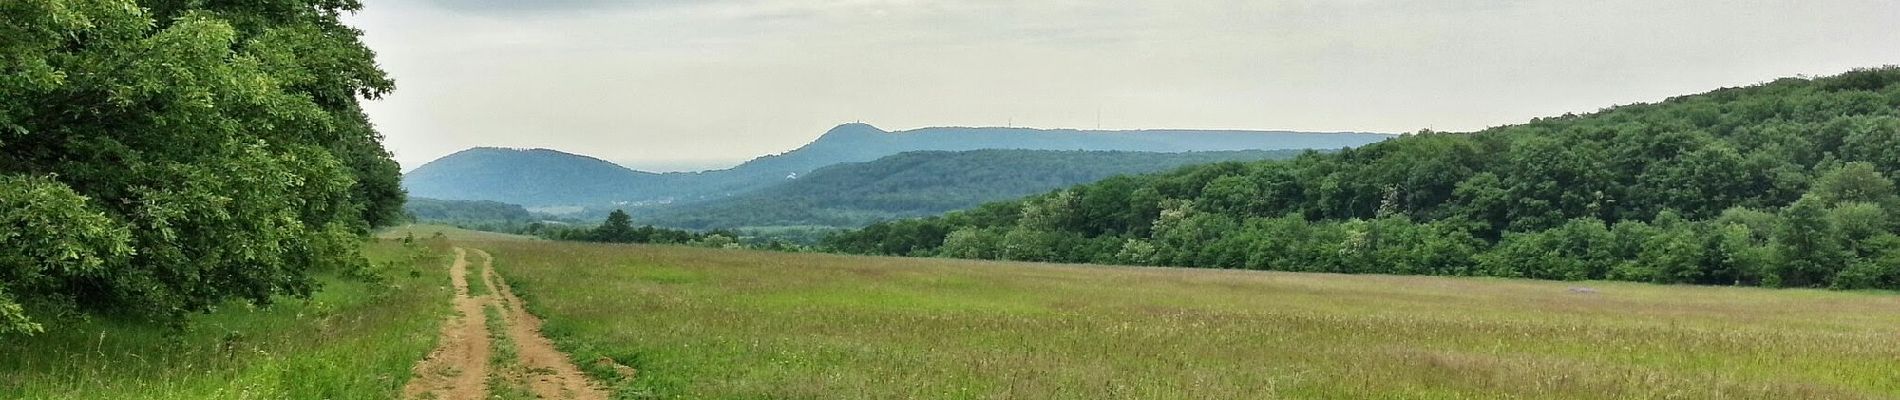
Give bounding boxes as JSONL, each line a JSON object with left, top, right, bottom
{"left": 467, "top": 236, "right": 1900, "bottom": 399}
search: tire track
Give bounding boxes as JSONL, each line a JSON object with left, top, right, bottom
{"left": 404, "top": 247, "right": 607, "bottom": 400}
{"left": 471, "top": 248, "right": 609, "bottom": 400}
{"left": 402, "top": 247, "right": 491, "bottom": 400}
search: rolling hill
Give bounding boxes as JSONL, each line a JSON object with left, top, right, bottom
{"left": 401, "top": 124, "right": 1392, "bottom": 207}
{"left": 637, "top": 149, "right": 1309, "bottom": 229}
{"left": 402, "top": 147, "right": 664, "bottom": 206}
{"left": 828, "top": 67, "right": 1900, "bottom": 290}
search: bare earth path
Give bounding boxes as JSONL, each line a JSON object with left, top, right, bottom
{"left": 473, "top": 248, "right": 609, "bottom": 400}
{"left": 404, "top": 247, "right": 607, "bottom": 400}
{"left": 403, "top": 248, "right": 491, "bottom": 400}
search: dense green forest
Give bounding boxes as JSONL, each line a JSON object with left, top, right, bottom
{"left": 0, "top": 0, "right": 403, "bottom": 334}
{"left": 540, "top": 210, "right": 756, "bottom": 248}
{"left": 405, "top": 197, "right": 536, "bottom": 223}
{"left": 826, "top": 68, "right": 1900, "bottom": 290}
{"left": 639, "top": 149, "right": 1306, "bottom": 229}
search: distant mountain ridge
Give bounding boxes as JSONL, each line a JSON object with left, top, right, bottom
{"left": 402, "top": 123, "right": 1393, "bottom": 207}
{"left": 636, "top": 149, "right": 1309, "bottom": 229}
{"left": 724, "top": 123, "right": 1386, "bottom": 178}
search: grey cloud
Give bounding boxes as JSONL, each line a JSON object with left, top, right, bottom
{"left": 348, "top": 0, "right": 1900, "bottom": 171}
{"left": 398, "top": 0, "right": 701, "bottom": 14}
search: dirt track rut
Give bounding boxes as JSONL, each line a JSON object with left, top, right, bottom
{"left": 403, "top": 247, "right": 607, "bottom": 400}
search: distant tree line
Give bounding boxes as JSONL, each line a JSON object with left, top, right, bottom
{"left": 824, "top": 68, "right": 1900, "bottom": 290}
{"left": 402, "top": 197, "right": 563, "bottom": 234}
{"left": 541, "top": 210, "right": 755, "bottom": 249}
{"left": 427, "top": 205, "right": 830, "bottom": 250}
{"left": 406, "top": 197, "right": 537, "bottom": 223}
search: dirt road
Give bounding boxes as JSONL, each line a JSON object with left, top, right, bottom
{"left": 403, "top": 247, "right": 608, "bottom": 400}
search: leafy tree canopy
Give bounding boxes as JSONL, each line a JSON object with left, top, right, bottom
{"left": 0, "top": 0, "right": 403, "bottom": 334}
{"left": 826, "top": 67, "right": 1900, "bottom": 290}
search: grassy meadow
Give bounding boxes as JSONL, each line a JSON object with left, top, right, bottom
{"left": 379, "top": 223, "right": 542, "bottom": 242}
{"left": 474, "top": 238, "right": 1900, "bottom": 399}
{"left": 0, "top": 237, "right": 453, "bottom": 399}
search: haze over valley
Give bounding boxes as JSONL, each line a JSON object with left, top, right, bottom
{"left": 401, "top": 123, "right": 1392, "bottom": 229}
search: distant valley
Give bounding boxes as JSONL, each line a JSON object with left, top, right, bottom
{"left": 401, "top": 123, "right": 1392, "bottom": 225}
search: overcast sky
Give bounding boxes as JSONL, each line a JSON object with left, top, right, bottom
{"left": 349, "top": 0, "right": 1900, "bottom": 172}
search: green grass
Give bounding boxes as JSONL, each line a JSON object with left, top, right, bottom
{"left": 481, "top": 239, "right": 1900, "bottom": 399}
{"left": 0, "top": 238, "right": 453, "bottom": 399}
{"left": 468, "top": 250, "right": 495, "bottom": 298}
{"left": 378, "top": 223, "right": 540, "bottom": 242}
{"left": 485, "top": 302, "right": 535, "bottom": 400}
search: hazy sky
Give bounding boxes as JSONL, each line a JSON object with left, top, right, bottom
{"left": 350, "top": 0, "right": 1900, "bottom": 172}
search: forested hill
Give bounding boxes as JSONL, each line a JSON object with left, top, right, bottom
{"left": 404, "top": 197, "right": 536, "bottom": 223}
{"left": 637, "top": 149, "right": 1307, "bottom": 229}
{"left": 403, "top": 147, "right": 665, "bottom": 206}
{"left": 827, "top": 67, "right": 1900, "bottom": 290}
{"left": 403, "top": 126, "right": 1391, "bottom": 207}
